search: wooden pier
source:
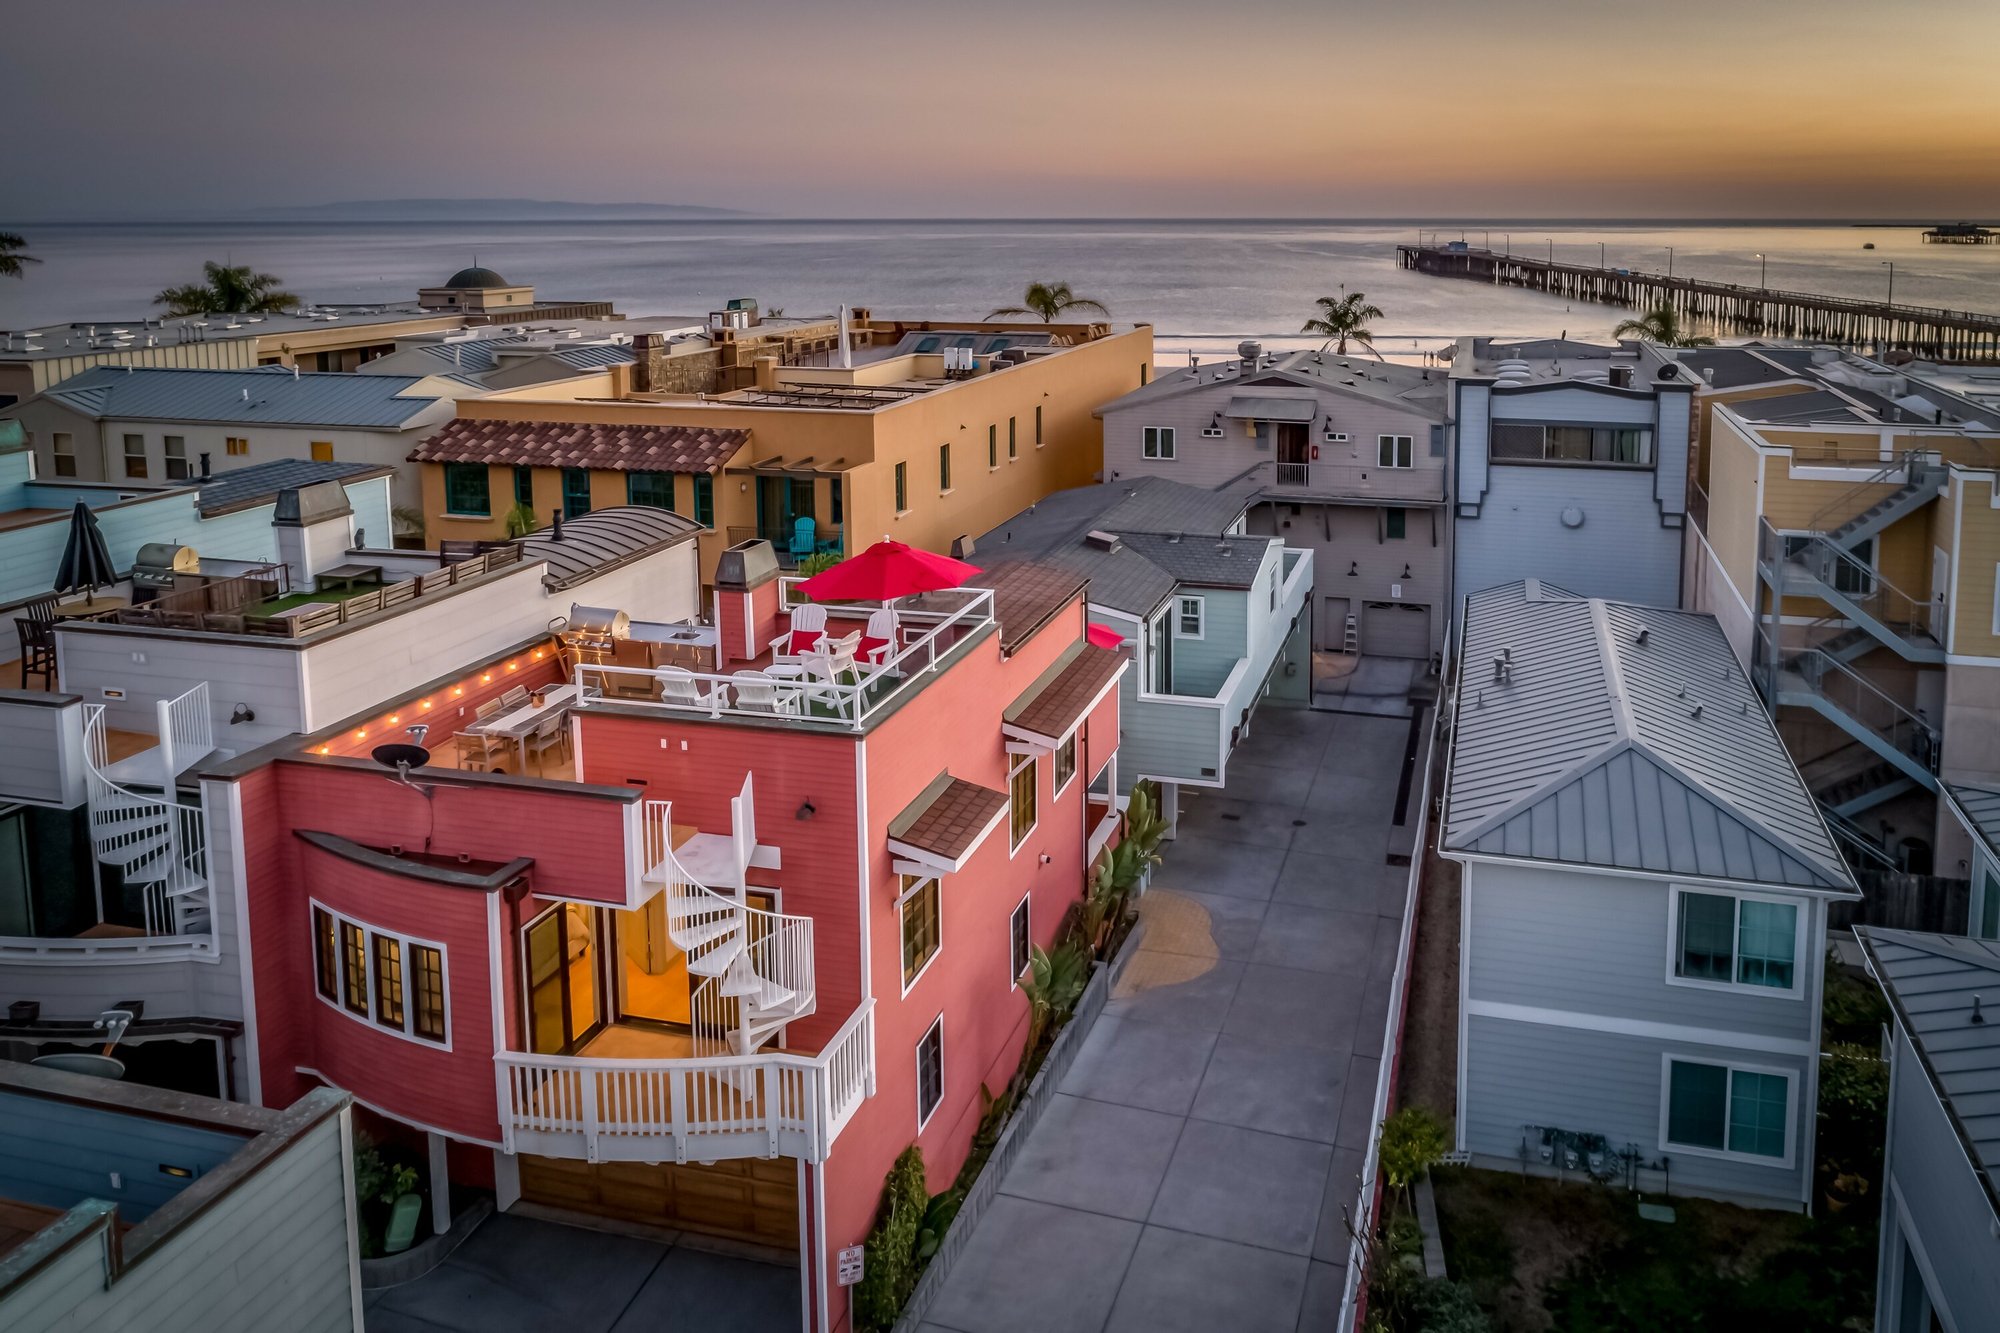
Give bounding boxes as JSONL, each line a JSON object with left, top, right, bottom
{"left": 1397, "top": 245, "right": 2000, "bottom": 360}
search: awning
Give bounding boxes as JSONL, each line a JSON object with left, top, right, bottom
{"left": 1222, "top": 396, "right": 1315, "bottom": 422}
{"left": 887, "top": 773, "right": 1010, "bottom": 874}
{"left": 1002, "top": 641, "right": 1127, "bottom": 749}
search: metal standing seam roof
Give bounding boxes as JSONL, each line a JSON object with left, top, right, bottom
{"left": 517, "top": 505, "right": 704, "bottom": 589}
{"left": 193, "top": 459, "right": 394, "bottom": 516}
{"left": 37, "top": 366, "right": 458, "bottom": 428}
{"left": 1855, "top": 927, "right": 2000, "bottom": 1215}
{"left": 1947, "top": 783, "right": 2000, "bottom": 860}
{"left": 1442, "top": 579, "right": 1855, "bottom": 892}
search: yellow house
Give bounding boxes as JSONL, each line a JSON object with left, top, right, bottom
{"left": 1681, "top": 345, "right": 2000, "bottom": 898}
{"left": 409, "top": 315, "right": 1153, "bottom": 581}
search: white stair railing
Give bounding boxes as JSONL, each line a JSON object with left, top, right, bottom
{"left": 82, "top": 705, "right": 211, "bottom": 938}
{"left": 155, "top": 681, "right": 214, "bottom": 784}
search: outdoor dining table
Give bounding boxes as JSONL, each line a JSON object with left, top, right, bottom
{"left": 467, "top": 683, "right": 582, "bottom": 771}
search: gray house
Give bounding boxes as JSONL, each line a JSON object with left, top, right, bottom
{"left": 1442, "top": 580, "right": 1858, "bottom": 1208}
{"left": 971, "top": 476, "right": 1313, "bottom": 817}
{"left": 1098, "top": 342, "right": 1447, "bottom": 660}
{"left": 1854, "top": 928, "right": 2000, "bottom": 1332}
{"left": 1448, "top": 338, "right": 1694, "bottom": 608}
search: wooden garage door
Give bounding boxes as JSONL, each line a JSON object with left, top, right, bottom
{"left": 1317, "top": 597, "right": 1351, "bottom": 652}
{"left": 519, "top": 1154, "right": 799, "bottom": 1249}
{"left": 1362, "top": 601, "right": 1430, "bottom": 659}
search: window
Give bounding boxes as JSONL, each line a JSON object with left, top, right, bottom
{"left": 163, "top": 435, "right": 189, "bottom": 481}
{"left": 1148, "top": 607, "right": 1172, "bottom": 693}
{"left": 123, "top": 434, "right": 147, "bottom": 479}
{"left": 895, "top": 461, "right": 909, "bottom": 513}
{"left": 443, "top": 463, "right": 490, "bottom": 516}
{"left": 1142, "top": 426, "right": 1176, "bottom": 460}
{"left": 561, "top": 467, "right": 591, "bottom": 518}
{"left": 900, "top": 875, "right": 941, "bottom": 990}
{"left": 627, "top": 471, "right": 675, "bottom": 510}
{"left": 314, "top": 902, "right": 449, "bottom": 1045}
{"left": 1139, "top": 363, "right": 1149, "bottom": 387}
{"left": 1008, "top": 416, "right": 1017, "bottom": 459}
{"left": 1054, "top": 732, "right": 1077, "bottom": 794}
{"left": 830, "top": 477, "right": 843, "bottom": 526}
{"left": 225, "top": 436, "right": 249, "bottom": 456}
{"left": 1175, "top": 595, "right": 1205, "bottom": 639}
{"left": 915, "top": 1016, "right": 944, "bottom": 1129}
{"left": 939, "top": 443, "right": 952, "bottom": 493}
{"left": 1009, "top": 754, "right": 1038, "bottom": 850}
{"left": 1665, "top": 1058, "right": 1791, "bottom": 1162}
{"left": 988, "top": 424, "right": 998, "bottom": 469}
{"left": 1377, "top": 435, "right": 1414, "bottom": 468}
{"left": 1384, "top": 507, "right": 1407, "bottom": 540}
{"left": 692, "top": 474, "right": 714, "bottom": 527}
{"left": 514, "top": 465, "right": 534, "bottom": 508}
{"left": 1035, "top": 405, "right": 1044, "bottom": 446}
{"left": 1830, "top": 536, "right": 1876, "bottom": 597}
{"left": 1672, "top": 888, "right": 1799, "bottom": 993}
{"left": 310, "top": 441, "right": 335, "bottom": 463}
{"left": 1490, "top": 422, "right": 1653, "bottom": 467}
{"left": 1009, "top": 895, "right": 1031, "bottom": 989}
{"left": 51, "top": 432, "right": 76, "bottom": 478}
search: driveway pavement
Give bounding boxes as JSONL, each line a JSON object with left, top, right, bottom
{"left": 919, "top": 706, "right": 1420, "bottom": 1333}
{"left": 363, "top": 1212, "right": 798, "bottom": 1333}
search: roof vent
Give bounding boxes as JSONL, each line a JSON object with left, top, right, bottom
{"left": 1083, "top": 530, "right": 1122, "bottom": 553}
{"left": 1974, "top": 995, "right": 1987, "bottom": 1025}
{"left": 1635, "top": 627, "right": 1649, "bottom": 646}
{"left": 1689, "top": 703, "right": 1703, "bottom": 720}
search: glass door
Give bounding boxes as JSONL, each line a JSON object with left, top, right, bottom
{"left": 523, "top": 903, "right": 604, "bottom": 1055}
{"left": 1276, "top": 423, "right": 1310, "bottom": 486}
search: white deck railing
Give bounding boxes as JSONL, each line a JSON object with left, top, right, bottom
{"left": 495, "top": 998, "right": 877, "bottom": 1165}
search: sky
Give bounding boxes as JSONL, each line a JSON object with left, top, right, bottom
{"left": 4, "top": 0, "right": 1997, "bottom": 221}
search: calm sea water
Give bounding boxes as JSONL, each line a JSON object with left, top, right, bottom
{"left": 6, "top": 220, "right": 1998, "bottom": 355}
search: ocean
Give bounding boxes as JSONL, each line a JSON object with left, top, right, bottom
{"left": 5, "top": 219, "right": 1998, "bottom": 357}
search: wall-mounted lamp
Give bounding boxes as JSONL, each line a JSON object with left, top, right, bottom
{"left": 1347, "top": 561, "right": 1358, "bottom": 577}
{"left": 1039, "top": 853, "right": 1052, "bottom": 865}
{"left": 229, "top": 702, "right": 256, "bottom": 725}
{"left": 1402, "top": 564, "right": 1412, "bottom": 579}
{"left": 1210, "top": 413, "right": 1222, "bottom": 431}
{"left": 796, "top": 799, "right": 817, "bottom": 821}
{"left": 1323, "top": 415, "right": 1335, "bottom": 433}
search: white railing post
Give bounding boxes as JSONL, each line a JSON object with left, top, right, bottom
{"left": 154, "top": 696, "right": 177, "bottom": 789}
{"left": 668, "top": 1068, "right": 691, "bottom": 1164}
{"left": 579, "top": 1071, "right": 600, "bottom": 1163}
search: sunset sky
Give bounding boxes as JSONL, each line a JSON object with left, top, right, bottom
{"left": 6, "top": 0, "right": 1996, "bottom": 220}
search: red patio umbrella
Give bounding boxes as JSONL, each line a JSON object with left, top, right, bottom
{"left": 1086, "top": 622, "right": 1126, "bottom": 651}
{"left": 796, "top": 539, "right": 979, "bottom": 602}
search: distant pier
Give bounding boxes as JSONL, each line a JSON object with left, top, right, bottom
{"left": 1397, "top": 245, "right": 2000, "bottom": 359}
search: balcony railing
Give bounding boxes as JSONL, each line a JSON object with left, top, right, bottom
{"left": 495, "top": 998, "right": 876, "bottom": 1164}
{"left": 1261, "top": 459, "right": 1444, "bottom": 503}
{"left": 726, "top": 526, "right": 844, "bottom": 569}
{"left": 1757, "top": 517, "right": 1940, "bottom": 650}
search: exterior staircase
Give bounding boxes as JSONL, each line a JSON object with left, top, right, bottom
{"left": 1813, "top": 757, "right": 1917, "bottom": 819}
{"left": 82, "top": 684, "right": 216, "bottom": 938}
{"left": 1817, "top": 455, "right": 1946, "bottom": 550}
{"left": 1770, "top": 647, "right": 1939, "bottom": 794}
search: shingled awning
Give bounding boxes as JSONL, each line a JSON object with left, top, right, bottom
{"left": 888, "top": 773, "right": 1010, "bottom": 874}
{"left": 410, "top": 417, "right": 750, "bottom": 473}
{"left": 1003, "top": 641, "right": 1126, "bottom": 749}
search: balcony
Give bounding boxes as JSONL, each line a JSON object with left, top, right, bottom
{"left": 1262, "top": 459, "right": 1444, "bottom": 504}
{"left": 725, "top": 525, "right": 844, "bottom": 571}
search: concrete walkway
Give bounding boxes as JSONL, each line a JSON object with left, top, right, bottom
{"left": 363, "top": 1212, "right": 798, "bottom": 1333}
{"left": 919, "top": 707, "right": 1419, "bottom": 1333}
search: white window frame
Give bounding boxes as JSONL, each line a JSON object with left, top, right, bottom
{"left": 1174, "top": 594, "right": 1205, "bottom": 639}
{"left": 1990, "top": 561, "right": 2000, "bottom": 636}
{"left": 1009, "top": 893, "right": 1031, "bottom": 991}
{"left": 1656, "top": 1053, "right": 1797, "bottom": 1170}
{"left": 1142, "top": 426, "right": 1176, "bottom": 460}
{"left": 1008, "top": 752, "right": 1038, "bottom": 854}
{"left": 915, "top": 1014, "right": 945, "bottom": 1130}
{"left": 309, "top": 898, "right": 452, "bottom": 1049}
{"left": 1377, "top": 434, "right": 1414, "bottom": 469}
{"left": 1053, "top": 731, "right": 1078, "bottom": 798}
{"left": 1663, "top": 884, "right": 1806, "bottom": 1001}
{"left": 1324, "top": 430, "right": 1348, "bottom": 444}
{"left": 898, "top": 873, "right": 943, "bottom": 996}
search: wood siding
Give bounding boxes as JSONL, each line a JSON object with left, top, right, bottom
{"left": 520, "top": 1154, "right": 799, "bottom": 1249}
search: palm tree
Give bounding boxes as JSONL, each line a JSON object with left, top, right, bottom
{"left": 1301, "top": 291, "right": 1385, "bottom": 356}
{"left": 1613, "top": 303, "right": 1715, "bottom": 348}
{"left": 988, "top": 281, "right": 1109, "bottom": 323}
{"left": 155, "top": 261, "right": 299, "bottom": 316}
{"left": 0, "top": 233, "right": 40, "bottom": 280}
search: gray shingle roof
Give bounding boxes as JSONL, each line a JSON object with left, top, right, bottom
{"left": 1443, "top": 580, "right": 1855, "bottom": 891}
{"left": 1096, "top": 348, "right": 1449, "bottom": 420}
{"left": 519, "top": 505, "right": 704, "bottom": 589}
{"left": 38, "top": 366, "right": 459, "bottom": 429}
{"left": 194, "top": 459, "right": 395, "bottom": 516}
{"left": 1855, "top": 927, "right": 2000, "bottom": 1215}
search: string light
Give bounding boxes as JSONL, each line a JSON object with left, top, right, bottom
{"left": 355, "top": 730, "right": 367, "bottom": 740}
{"left": 388, "top": 715, "right": 400, "bottom": 725}
{"left": 420, "top": 700, "right": 431, "bottom": 711}
{"left": 505, "top": 662, "right": 517, "bottom": 672}
{"left": 452, "top": 687, "right": 463, "bottom": 697}
{"left": 481, "top": 673, "right": 492, "bottom": 683}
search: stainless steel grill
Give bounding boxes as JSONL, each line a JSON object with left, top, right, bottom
{"left": 563, "top": 604, "right": 630, "bottom": 656}
{"left": 131, "top": 543, "right": 197, "bottom": 597}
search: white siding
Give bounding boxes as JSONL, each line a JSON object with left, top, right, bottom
{"left": 0, "top": 695, "right": 86, "bottom": 808}
{"left": 55, "top": 628, "right": 306, "bottom": 745}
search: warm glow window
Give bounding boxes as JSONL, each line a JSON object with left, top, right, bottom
{"left": 1009, "top": 754, "right": 1038, "bottom": 850}
{"left": 372, "top": 934, "right": 405, "bottom": 1029}
{"left": 1054, "top": 733, "right": 1077, "bottom": 794}
{"left": 313, "top": 907, "right": 338, "bottom": 1002}
{"left": 315, "top": 902, "right": 449, "bottom": 1045}
{"left": 900, "top": 875, "right": 941, "bottom": 989}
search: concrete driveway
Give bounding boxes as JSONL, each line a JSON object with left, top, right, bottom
{"left": 363, "top": 1212, "right": 798, "bottom": 1333}
{"left": 918, "top": 706, "right": 1421, "bottom": 1333}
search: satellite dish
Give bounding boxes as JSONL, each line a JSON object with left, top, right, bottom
{"left": 371, "top": 743, "right": 431, "bottom": 770}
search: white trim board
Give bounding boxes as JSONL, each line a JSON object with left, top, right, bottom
{"left": 1465, "top": 999, "right": 1813, "bottom": 1058}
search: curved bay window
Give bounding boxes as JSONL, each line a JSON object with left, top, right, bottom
{"left": 312, "top": 903, "right": 449, "bottom": 1046}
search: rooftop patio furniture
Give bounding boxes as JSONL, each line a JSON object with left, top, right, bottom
{"left": 790, "top": 516, "right": 818, "bottom": 564}
{"left": 455, "top": 730, "right": 508, "bottom": 773}
{"left": 771, "top": 602, "right": 829, "bottom": 660}
{"left": 657, "top": 666, "right": 715, "bottom": 710}
{"left": 313, "top": 563, "right": 384, "bottom": 595}
{"left": 501, "top": 685, "right": 532, "bottom": 712}
{"left": 15, "top": 610, "right": 56, "bottom": 691}
{"left": 525, "top": 713, "right": 569, "bottom": 774}
{"left": 731, "top": 670, "right": 799, "bottom": 716}
{"left": 476, "top": 697, "right": 504, "bottom": 722}
{"left": 857, "top": 607, "right": 900, "bottom": 667}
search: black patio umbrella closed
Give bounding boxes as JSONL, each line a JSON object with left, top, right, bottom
{"left": 53, "top": 500, "right": 118, "bottom": 606}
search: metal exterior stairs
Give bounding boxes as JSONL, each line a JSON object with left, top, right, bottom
{"left": 1779, "top": 549, "right": 1945, "bottom": 665}
{"left": 83, "top": 684, "right": 214, "bottom": 939}
{"left": 1813, "top": 757, "right": 1918, "bottom": 819}
{"left": 1774, "top": 652, "right": 1939, "bottom": 795}
{"left": 1822, "top": 461, "right": 1946, "bottom": 549}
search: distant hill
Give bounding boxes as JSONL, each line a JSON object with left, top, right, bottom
{"left": 241, "top": 198, "right": 749, "bottom": 221}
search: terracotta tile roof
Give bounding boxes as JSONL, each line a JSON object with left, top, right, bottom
{"left": 1004, "top": 642, "right": 1125, "bottom": 743}
{"left": 410, "top": 417, "right": 750, "bottom": 473}
{"left": 889, "top": 774, "right": 1010, "bottom": 867}
{"left": 971, "top": 561, "right": 1087, "bottom": 654}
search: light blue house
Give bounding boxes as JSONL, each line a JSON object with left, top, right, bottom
{"left": 1449, "top": 338, "right": 1694, "bottom": 608}
{"left": 1442, "top": 580, "right": 1858, "bottom": 1208}
{"left": 1855, "top": 927, "right": 2000, "bottom": 1331}
{"left": 971, "top": 477, "right": 1313, "bottom": 818}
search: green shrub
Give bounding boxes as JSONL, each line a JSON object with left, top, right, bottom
{"left": 1378, "top": 1106, "right": 1451, "bottom": 1206}
{"left": 797, "top": 551, "right": 842, "bottom": 579}
{"left": 1020, "top": 940, "right": 1089, "bottom": 1060}
{"left": 503, "top": 502, "right": 540, "bottom": 538}
{"left": 854, "top": 1146, "right": 927, "bottom": 1331}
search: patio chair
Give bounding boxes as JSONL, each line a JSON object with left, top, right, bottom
{"left": 730, "top": 670, "right": 796, "bottom": 716}
{"left": 770, "top": 602, "right": 829, "bottom": 659}
{"left": 524, "top": 713, "right": 569, "bottom": 774}
{"left": 15, "top": 617, "right": 56, "bottom": 691}
{"left": 790, "top": 516, "right": 817, "bottom": 564}
{"left": 802, "top": 637, "right": 860, "bottom": 704}
{"left": 501, "top": 685, "right": 531, "bottom": 712}
{"left": 455, "top": 731, "right": 509, "bottom": 773}
{"left": 857, "top": 607, "right": 899, "bottom": 667}
{"left": 475, "top": 697, "right": 503, "bottom": 723}
{"left": 657, "top": 666, "right": 716, "bottom": 711}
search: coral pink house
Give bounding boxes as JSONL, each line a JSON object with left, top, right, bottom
{"left": 221, "top": 556, "right": 1123, "bottom": 1332}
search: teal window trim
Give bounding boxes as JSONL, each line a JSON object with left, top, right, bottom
{"left": 692, "top": 474, "right": 714, "bottom": 527}
{"left": 442, "top": 463, "right": 490, "bottom": 516}
{"left": 561, "top": 467, "right": 592, "bottom": 518}
{"left": 1663, "top": 1056, "right": 1793, "bottom": 1166}
{"left": 627, "top": 471, "right": 676, "bottom": 511}
{"left": 513, "top": 465, "right": 534, "bottom": 508}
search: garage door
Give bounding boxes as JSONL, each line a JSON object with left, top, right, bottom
{"left": 1317, "top": 597, "right": 1351, "bottom": 652}
{"left": 1362, "top": 601, "right": 1430, "bottom": 659}
{"left": 519, "top": 1154, "right": 799, "bottom": 1249}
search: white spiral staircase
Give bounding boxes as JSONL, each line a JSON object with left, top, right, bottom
{"left": 82, "top": 684, "right": 215, "bottom": 938}
{"left": 644, "top": 774, "right": 814, "bottom": 1056}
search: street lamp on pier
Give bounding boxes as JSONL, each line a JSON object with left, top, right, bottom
{"left": 1665, "top": 246, "right": 1674, "bottom": 279}
{"left": 1598, "top": 241, "right": 1606, "bottom": 269}
{"left": 1754, "top": 252, "right": 1767, "bottom": 288}
{"left": 1881, "top": 260, "right": 1896, "bottom": 306}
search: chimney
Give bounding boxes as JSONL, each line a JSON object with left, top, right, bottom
{"left": 271, "top": 482, "right": 356, "bottom": 587}
{"left": 198, "top": 451, "right": 211, "bottom": 479}
{"left": 551, "top": 509, "right": 564, "bottom": 541}
{"left": 838, "top": 305, "right": 853, "bottom": 370}
{"left": 713, "top": 539, "right": 783, "bottom": 665}
{"left": 1237, "top": 340, "right": 1262, "bottom": 374}
{"left": 630, "top": 331, "right": 668, "bottom": 394}
{"left": 755, "top": 355, "right": 781, "bottom": 391}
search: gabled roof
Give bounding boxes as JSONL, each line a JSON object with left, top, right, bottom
{"left": 411, "top": 416, "right": 749, "bottom": 474}
{"left": 1095, "top": 348, "right": 1448, "bottom": 421}
{"left": 1442, "top": 580, "right": 1855, "bottom": 892}
{"left": 194, "top": 459, "right": 395, "bottom": 516}
{"left": 965, "top": 561, "right": 1088, "bottom": 655}
{"left": 36, "top": 366, "right": 460, "bottom": 429}
{"left": 1855, "top": 927, "right": 2000, "bottom": 1216}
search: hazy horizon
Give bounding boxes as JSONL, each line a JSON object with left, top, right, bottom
{"left": 4, "top": 0, "right": 1996, "bottom": 223}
